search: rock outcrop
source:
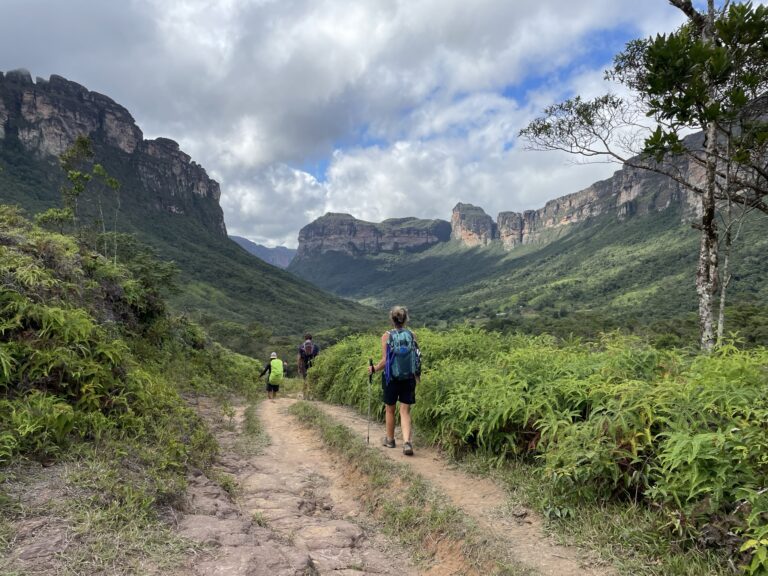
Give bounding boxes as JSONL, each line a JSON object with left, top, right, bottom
{"left": 295, "top": 155, "right": 702, "bottom": 256}
{"left": 0, "top": 70, "right": 226, "bottom": 237}
{"left": 495, "top": 162, "right": 700, "bottom": 249}
{"left": 450, "top": 203, "right": 496, "bottom": 247}
{"left": 296, "top": 213, "right": 451, "bottom": 257}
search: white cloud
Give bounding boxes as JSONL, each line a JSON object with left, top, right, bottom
{"left": 1, "top": 0, "right": 689, "bottom": 246}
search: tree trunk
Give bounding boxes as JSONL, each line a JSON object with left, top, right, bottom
{"left": 716, "top": 220, "right": 731, "bottom": 344}
{"left": 698, "top": 0, "right": 719, "bottom": 352}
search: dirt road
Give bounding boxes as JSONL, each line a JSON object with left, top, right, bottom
{"left": 313, "top": 402, "right": 615, "bottom": 576}
{"left": 177, "top": 398, "right": 416, "bottom": 575}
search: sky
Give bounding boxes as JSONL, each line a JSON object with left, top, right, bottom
{"left": 0, "top": 0, "right": 693, "bottom": 247}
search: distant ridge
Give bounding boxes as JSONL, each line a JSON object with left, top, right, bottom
{"left": 230, "top": 235, "right": 296, "bottom": 269}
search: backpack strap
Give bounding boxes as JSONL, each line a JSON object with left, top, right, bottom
{"left": 384, "top": 330, "right": 394, "bottom": 384}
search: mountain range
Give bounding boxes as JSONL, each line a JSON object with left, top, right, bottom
{"left": 0, "top": 69, "right": 377, "bottom": 354}
{"left": 289, "top": 159, "right": 767, "bottom": 344}
{"left": 1, "top": 68, "right": 765, "bottom": 348}
{"left": 230, "top": 235, "right": 296, "bottom": 269}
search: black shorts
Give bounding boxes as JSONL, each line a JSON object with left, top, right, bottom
{"left": 266, "top": 383, "right": 280, "bottom": 392}
{"left": 382, "top": 375, "right": 416, "bottom": 406}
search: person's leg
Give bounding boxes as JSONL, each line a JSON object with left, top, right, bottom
{"left": 385, "top": 403, "right": 396, "bottom": 442}
{"left": 399, "top": 402, "right": 412, "bottom": 443}
{"left": 399, "top": 378, "right": 416, "bottom": 455}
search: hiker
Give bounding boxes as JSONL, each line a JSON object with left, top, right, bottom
{"left": 259, "top": 351, "right": 284, "bottom": 401}
{"left": 297, "top": 333, "right": 319, "bottom": 398}
{"left": 367, "top": 305, "right": 420, "bottom": 456}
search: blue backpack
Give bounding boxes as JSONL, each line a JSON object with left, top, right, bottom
{"left": 385, "top": 329, "right": 420, "bottom": 382}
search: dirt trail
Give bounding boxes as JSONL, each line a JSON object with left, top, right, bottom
{"left": 176, "top": 398, "right": 416, "bottom": 576}
{"left": 313, "top": 402, "right": 615, "bottom": 576}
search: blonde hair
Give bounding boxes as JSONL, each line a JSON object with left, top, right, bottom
{"left": 389, "top": 305, "right": 409, "bottom": 327}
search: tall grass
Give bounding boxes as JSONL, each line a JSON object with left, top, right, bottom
{"left": 307, "top": 327, "right": 768, "bottom": 572}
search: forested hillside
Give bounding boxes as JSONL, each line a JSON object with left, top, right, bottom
{"left": 0, "top": 72, "right": 377, "bottom": 356}
{"left": 291, "top": 206, "right": 768, "bottom": 346}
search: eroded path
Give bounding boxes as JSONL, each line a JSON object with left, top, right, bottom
{"left": 313, "top": 402, "right": 615, "bottom": 576}
{"left": 176, "top": 398, "right": 416, "bottom": 576}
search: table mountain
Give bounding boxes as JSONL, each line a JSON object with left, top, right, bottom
{"left": 295, "top": 213, "right": 451, "bottom": 258}
{"left": 0, "top": 69, "right": 377, "bottom": 347}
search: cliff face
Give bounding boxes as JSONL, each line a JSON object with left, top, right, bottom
{"left": 450, "top": 203, "right": 496, "bottom": 247}
{"left": 0, "top": 70, "right": 226, "bottom": 237}
{"left": 296, "top": 213, "right": 451, "bottom": 257}
{"left": 295, "top": 155, "right": 702, "bottom": 256}
{"left": 495, "top": 161, "right": 701, "bottom": 249}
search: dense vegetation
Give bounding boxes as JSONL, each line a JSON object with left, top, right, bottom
{"left": 308, "top": 328, "right": 768, "bottom": 574}
{"left": 291, "top": 207, "right": 768, "bottom": 347}
{"left": 0, "top": 205, "right": 263, "bottom": 571}
{"left": 0, "top": 137, "right": 378, "bottom": 358}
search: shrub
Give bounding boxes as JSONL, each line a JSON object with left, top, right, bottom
{"left": 308, "top": 326, "right": 768, "bottom": 565}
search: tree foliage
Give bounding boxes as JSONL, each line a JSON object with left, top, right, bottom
{"left": 521, "top": 1, "right": 768, "bottom": 350}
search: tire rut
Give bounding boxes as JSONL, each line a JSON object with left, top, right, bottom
{"left": 175, "top": 397, "right": 416, "bottom": 576}
{"left": 312, "top": 401, "right": 616, "bottom": 576}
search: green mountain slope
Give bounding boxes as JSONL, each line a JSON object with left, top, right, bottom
{"left": 290, "top": 207, "right": 768, "bottom": 344}
{"left": 230, "top": 235, "right": 296, "bottom": 268}
{"left": 0, "top": 147, "right": 376, "bottom": 340}
{"left": 0, "top": 72, "right": 377, "bottom": 353}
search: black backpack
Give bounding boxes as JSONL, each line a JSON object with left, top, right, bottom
{"left": 300, "top": 339, "right": 316, "bottom": 367}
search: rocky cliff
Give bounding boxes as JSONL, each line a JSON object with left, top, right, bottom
{"left": 295, "top": 213, "right": 452, "bottom": 257}
{"left": 450, "top": 203, "right": 496, "bottom": 247}
{"left": 296, "top": 157, "right": 702, "bottom": 256}
{"left": 0, "top": 69, "right": 226, "bottom": 237}
{"left": 495, "top": 162, "right": 701, "bottom": 249}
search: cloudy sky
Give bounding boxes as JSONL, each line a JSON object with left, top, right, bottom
{"left": 1, "top": 0, "right": 691, "bottom": 247}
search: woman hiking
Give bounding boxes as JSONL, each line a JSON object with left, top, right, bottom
{"left": 367, "top": 305, "right": 420, "bottom": 456}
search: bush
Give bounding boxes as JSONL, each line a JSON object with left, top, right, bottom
{"left": 308, "top": 326, "right": 768, "bottom": 566}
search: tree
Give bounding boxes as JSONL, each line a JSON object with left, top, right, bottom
{"left": 520, "top": 0, "right": 768, "bottom": 351}
{"left": 56, "top": 135, "right": 121, "bottom": 261}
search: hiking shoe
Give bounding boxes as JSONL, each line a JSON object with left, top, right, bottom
{"left": 403, "top": 442, "right": 414, "bottom": 456}
{"left": 382, "top": 437, "right": 396, "bottom": 448}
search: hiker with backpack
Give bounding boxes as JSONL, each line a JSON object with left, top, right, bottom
{"left": 259, "top": 351, "right": 284, "bottom": 401}
{"left": 297, "top": 333, "right": 319, "bottom": 398}
{"left": 367, "top": 305, "right": 420, "bottom": 456}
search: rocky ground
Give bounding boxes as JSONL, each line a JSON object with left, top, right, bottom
{"left": 1, "top": 395, "right": 617, "bottom": 575}
{"left": 172, "top": 398, "right": 416, "bottom": 576}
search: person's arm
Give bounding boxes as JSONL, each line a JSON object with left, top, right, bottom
{"left": 259, "top": 362, "right": 271, "bottom": 377}
{"left": 369, "top": 332, "right": 388, "bottom": 374}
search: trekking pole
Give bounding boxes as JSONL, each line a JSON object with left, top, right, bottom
{"left": 367, "top": 359, "right": 373, "bottom": 445}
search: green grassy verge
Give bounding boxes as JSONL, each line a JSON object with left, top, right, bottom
{"left": 307, "top": 329, "right": 768, "bottom": 575}
{"left": 458, "top": 454, "right": 731, "bottom": 576}
{"left": 288, "top": 401, "right": 525, "bottom": 575}
{"left": 0, "top": 206, "right": 265, "bottom": 574}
